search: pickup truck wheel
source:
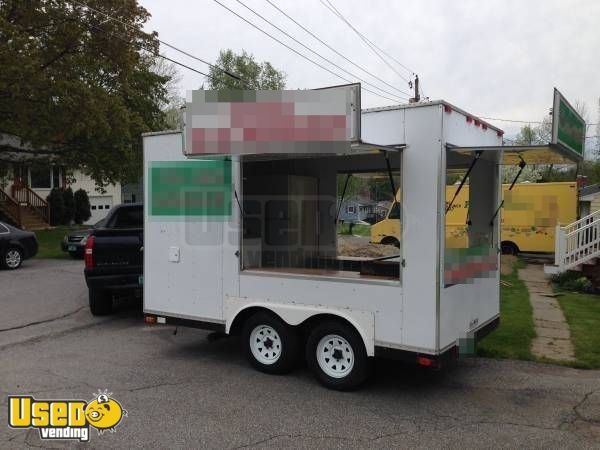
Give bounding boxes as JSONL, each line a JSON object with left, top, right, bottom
{"left": 89, "top": 288, "right": 113, "bottom": 316}
{"left": 242, "top": 312, "right": 299, "bottom": 375}
{"left": 306, "top": 321, "right": 370, "bottom": 390}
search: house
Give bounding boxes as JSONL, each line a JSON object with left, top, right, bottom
{"left": 0, "top": 135, "right": 121, "bottom": 228}
{"left": 121, "top": 178, "right": 143, "bottom": 204}
{"left": 579, "top": 183, "right": 600, "bottom": 217}
{"left": 338, "top": 196, "right": 387, "bottom": 224}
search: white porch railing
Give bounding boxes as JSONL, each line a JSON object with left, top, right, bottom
{"left": 552, "top": 210, "right": 600, "bottom": 273}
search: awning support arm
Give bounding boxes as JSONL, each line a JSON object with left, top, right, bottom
{"left": 335, "top": 174, "right": 352, "bottom": 223}
{"left": 445, "top": 151, "right": 482, "bottom": 214}
{"left": 489, "top": 156, "right": 526, "bottom": 226}
{"left": 234, "top": 189, "right": 245, "bottom": 218}
{"left": 382, "top": 151, "right": 397, "bottom": 199}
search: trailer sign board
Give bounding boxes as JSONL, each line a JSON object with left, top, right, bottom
{"left": 552, "top": 88, "right": 586, "bottom": 158}
{"left": 183, "top": 84, "right": 360, "bottom": 156}
{"left": 148, "top": 160, "right": 232, "bottom": 218}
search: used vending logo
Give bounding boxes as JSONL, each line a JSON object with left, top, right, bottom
{"left": 8, "top": 390, "right": 127, "bottom": 442}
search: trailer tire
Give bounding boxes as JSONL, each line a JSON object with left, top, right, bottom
{"left": 89, "top": 288, "right": 113, "bottom": 316}
{"left": 242, "top": 311, "right": 299, "bottom": 375}
{"left": 306, "top": 320, "right": 370, "bottom": 390}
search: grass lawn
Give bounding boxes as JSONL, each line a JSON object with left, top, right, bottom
{"left": 34, "top": 226, "right": 88, "bottom": 259}
{"left": 477, "top": 258, "right": 536, "bottom": 361}
{"left": 337, "top": 223, "right": 371, "bottom": 237}
{"left": 556, "top": 291, "right": 600, "bottom": 369}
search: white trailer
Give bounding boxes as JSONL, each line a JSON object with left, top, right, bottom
{"left": 143, "top": 86, "right": 582, "bottom": 390}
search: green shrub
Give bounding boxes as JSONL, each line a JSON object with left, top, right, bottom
{"left": 62, "top": 187, "right": 74, "bottom": 225}
{"left": 46, "top": 188, "right": 65, "bottom": 226}
{"left": 552, "top": 271, "right": 592, "bottom": 292}
{"left": 73, "top": 189, "right": 91, "bottom": 225}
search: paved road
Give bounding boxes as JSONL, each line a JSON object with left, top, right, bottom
{"left": 1, "top": 260, "right": 599, "bottom": 448}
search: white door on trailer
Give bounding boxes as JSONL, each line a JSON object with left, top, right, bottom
{"left": 143, "top": 132, "right": 235, "bottom": 323}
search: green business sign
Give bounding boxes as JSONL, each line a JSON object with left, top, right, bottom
{"left": 149, "top": 160, "right": 232, "bottom": 217}
{"left": 552, "top": 89, "right": 586, "bottom": 158}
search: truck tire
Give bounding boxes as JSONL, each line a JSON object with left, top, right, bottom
{"left": 306, "top": 320, "right": 370, "bottom": 390}
{"left": 89, "top": 288, "right": 113, "bottom": 316}
{"left": 501, "top": 241, "right": 519, "bottom": 255}
{"left": 381, "top": 236, "right": 400, "bottom": 248}
{"left": 242, "top": 311, "right": 299, "bottom": 375}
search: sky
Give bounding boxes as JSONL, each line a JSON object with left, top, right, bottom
{"left": 139, "top": 0, "right": 600, "bottom": 142}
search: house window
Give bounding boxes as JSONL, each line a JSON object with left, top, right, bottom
{"left": 347, "top": 205, "right": 355, "bottom": 214}
{"left": 29, "top": 166, "right": 62, "bottom": 189}
{"left": 29, "top": 166, "right": 51, "bottom": 189}
{"left": 52, "top": 167, "right": 60, "bottom": 189}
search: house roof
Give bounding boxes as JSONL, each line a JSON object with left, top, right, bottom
{"left": 340, "top": 196, "right": 376, "bottom": 206}
{"left": 580, "top": 183, "right": 600, "bottom": 199}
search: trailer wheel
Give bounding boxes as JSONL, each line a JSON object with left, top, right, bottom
{"left": 306, "top": 321, "right": 370, "bottom": 390}
{"left": 242, "top": 312, "right": 299, "bottom": 375}
{"left": 89, "top": 288, "right": 113, "bottom": 316}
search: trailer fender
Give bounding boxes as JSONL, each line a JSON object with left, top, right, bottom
{"left": 224, "top": 297, "right": 375, "bottom": 356}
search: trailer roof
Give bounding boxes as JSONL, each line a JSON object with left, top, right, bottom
{"left": 362, "top": 100, "right": 504, "bottom": 134}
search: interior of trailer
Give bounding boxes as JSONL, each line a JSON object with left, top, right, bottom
{"left": 240, "top": 150, "right": 402, "bottom": 282}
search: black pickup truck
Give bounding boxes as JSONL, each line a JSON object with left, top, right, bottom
{"left": 84, "top": 203, "right": 143, "bottom": 315}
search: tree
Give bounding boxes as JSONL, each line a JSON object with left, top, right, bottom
{"left": 153, "top": 58, "right": 184, "bottom": 130}
{"left": 62, "top": 187, "right": 75, "bottom": 225}
{"left": 206, "top": 49, "right": 286, "bottom": 90}
{"left": 47, "top": 188, "right": 65, "bottom": 226}
{"left": 73, "top": 189, "right": 91, "bottom": 225}
{"left": 506, "top": 102, "right": 588, "bottom": 183}
{"left": 0, "top": 0, "right": 171, "bottom": 186}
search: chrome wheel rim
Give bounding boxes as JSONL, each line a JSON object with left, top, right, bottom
{"left": 5, "top": 249, "right": 21, "bottom": 269}
{"left": 316, "top": 334, "right": 354, "bottom": 378}
{"left": 250, "top": 325, "right": 282, "bottom": 365}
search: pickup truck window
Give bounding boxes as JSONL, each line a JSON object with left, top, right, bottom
{"left": 111, "top": 207, "right": 143, "bottom": 229}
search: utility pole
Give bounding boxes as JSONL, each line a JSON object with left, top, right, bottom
{"left": 410, "top": 75, "right": 420, "bottom": 103}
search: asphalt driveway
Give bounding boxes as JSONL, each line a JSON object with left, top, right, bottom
{"left": 0, "top": 259, "right": 599, "bottom": 448}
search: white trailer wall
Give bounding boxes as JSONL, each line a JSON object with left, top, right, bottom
{"left": 440, "top": 107, "right": 503, "bottom": 351}
{"left": 362, "top": 104, "right": 443, "bottom": 352}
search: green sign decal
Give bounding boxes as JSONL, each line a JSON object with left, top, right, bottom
{"left": 149, "top": 160, "right": 232, "bottom": 217}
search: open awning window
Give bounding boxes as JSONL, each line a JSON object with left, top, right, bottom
{"left": 449, "top": 143, "right": 583, "bottom": 166}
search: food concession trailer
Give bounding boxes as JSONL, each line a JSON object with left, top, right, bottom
{"left": 142, "top": 86, "right": 583, "bottom": 389}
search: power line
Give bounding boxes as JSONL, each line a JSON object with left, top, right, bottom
{"left": 263, "top": 0, "right": 411, "bottom": 98}
{"left": 212, "top": 0, "right": 401, "bottom": 103}
{"left": 479, "top": 116, "right": 543, "bottom": 124}
{"left": 70, "top": 0, "right": 247, "bottom": 86}
{"left": 83, "top": 20, "right": 219, "bottom": 84}
{"left": 323, "top": 0, "right": 416, "bottom": 77}
{"left": 480, "top": 116, "right": 600, "bottom": 127}
{"left": 320, "top": 0, "right": 413, "bottom": 84}
{"left": 233, "top": 0, "right": 407, "bottom": 101}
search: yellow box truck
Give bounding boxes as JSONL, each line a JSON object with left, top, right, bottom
{"left": 371, "top": 182, "right": 578, "bottom": 254}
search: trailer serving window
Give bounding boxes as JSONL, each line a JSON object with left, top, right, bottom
{"left": 444, "top": 148, "right": 500, "bottom": 286}
{"left": 240, "top": 149, "right": 401, "bottom": 282}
